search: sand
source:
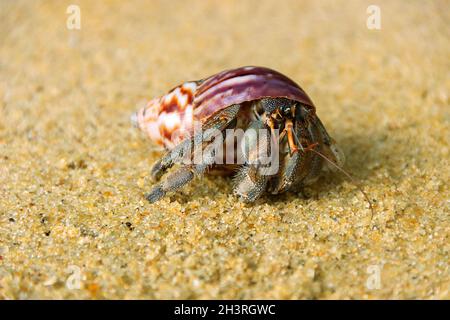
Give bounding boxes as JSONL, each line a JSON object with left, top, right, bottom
{"left": 0, "top": 0, "right": 448, "bottom": 299}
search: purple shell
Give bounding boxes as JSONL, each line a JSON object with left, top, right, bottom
{"left": 193, "top": 66, "right": 315, "bottom": 119}
{"left": 133, "top": 66, "right": 315, "bottom": 148}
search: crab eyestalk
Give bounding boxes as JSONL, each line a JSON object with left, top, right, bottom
{"left": 266, "top": 117, "right": 279, "bottom": 148}
{"left": 285, "top": 119, "right": 298, "bottom": 155}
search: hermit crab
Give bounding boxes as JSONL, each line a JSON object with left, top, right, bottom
{"left": 132, "top": 66, "right": 370, "bottom": 207}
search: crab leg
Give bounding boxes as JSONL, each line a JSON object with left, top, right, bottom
{"left": 150, "top": 104, "right": 241, "bottom": 181}
{"left": 147, "top": 104, "right": 241, "bottom": 203}
{"left": 233, "top": 120, "right": 272, "bottom": 202}
{"left": 269, "top": 123, "right": 312, "bottom": 193}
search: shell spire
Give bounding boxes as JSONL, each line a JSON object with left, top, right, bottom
{"left": 132, "top": 81, "right": 198, "bottom": 148}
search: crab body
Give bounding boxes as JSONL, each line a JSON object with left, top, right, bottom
{"left": 132, "top": 66, "right": 344, "bottom": 203}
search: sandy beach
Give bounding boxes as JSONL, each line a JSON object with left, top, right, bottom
{"left": 0, "top": 0, "right": 448, "bottom": 299}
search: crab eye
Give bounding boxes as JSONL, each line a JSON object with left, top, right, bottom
{"left": 282, "top": 106, "right": 291, "bottom": 116}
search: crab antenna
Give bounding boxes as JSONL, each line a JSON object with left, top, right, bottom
{"left": 292, "top": 128, "right": 375, "bottom": 220}
{"left": 310, "top": 148, "right": 375, "bottom": 221}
